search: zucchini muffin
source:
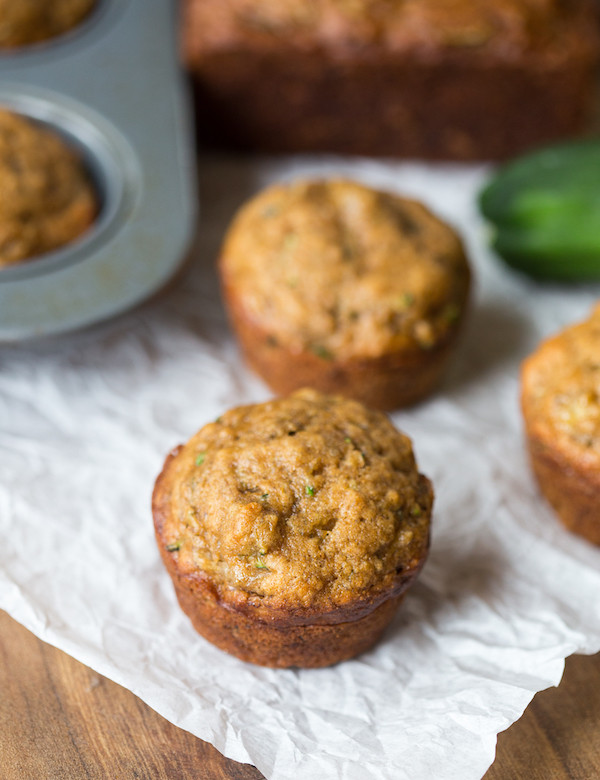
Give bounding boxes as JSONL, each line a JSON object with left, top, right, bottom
{"left": 0, "top": 0, "right": 96, "bottom": 48}
{"left": 521, "top": 304, "right": 600, "bottom": 544}
{"left": 153, "top": 389, "right": 433, "bottom": 667}
{"left": 219, "top": 179, "right": 471, "bottom": 409}
{"left": 0, "top": 109, "right": 97, "bottom": 268}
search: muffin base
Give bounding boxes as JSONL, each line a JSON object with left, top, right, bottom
{"left": 526, "top": 434, "right": 600, "bottom": 545}
{"left": 155, "top": 513, "right": 418, "bottom": 668}
{"left": 222, "top": 284, "right": 464, "bottom": 410}
{"left": 172, "top": 571, "right": 406, "bottom": 668}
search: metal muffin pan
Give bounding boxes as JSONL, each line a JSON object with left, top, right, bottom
{"left": 0, "top": 0, "right": 196, "bottom": 341}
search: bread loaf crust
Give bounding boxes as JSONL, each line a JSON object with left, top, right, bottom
{"left": 183, "top": 0, "right": 600, "bottom": 159}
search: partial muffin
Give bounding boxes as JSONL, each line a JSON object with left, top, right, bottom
{"left": 0, "top": 0, "right": 96, "bottom": 48}
{"left": 219, "top": 178, "right": 471, "bottom": 410}
{"left": 0, "top": 109, "right": 97, "bottom": 268}
{"left": 153, "top": 388, "right": 433, "bottom": 668}
{"left": 521, "top": 304, "right": 600, "bottom": 544}
{"left": 183, "top": 0, "right": 600, "bottom": 160}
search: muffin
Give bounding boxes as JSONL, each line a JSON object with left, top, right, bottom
{"left": 0, "top": 0, "right": 96, "bottom": 48}
{"left": 219, "top": 179, "right": 471, "bottom": 410}
{"left": 152, "top": 389, "right": 433, "bottom": 668}
{"left": 183, "top": 0, "right": 600, "bottom": 160}
{"left": 0, "top": 109, "right": 98, "bottom": 268}
{"left": 521, "top": 304, "right": 600, "bottom": 544}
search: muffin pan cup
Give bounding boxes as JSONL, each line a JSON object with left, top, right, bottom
{"left": 0, "top": 0, "right": 196, "bottom": 341}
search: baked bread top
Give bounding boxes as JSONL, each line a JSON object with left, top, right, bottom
{"left": 0, "top": 109, "right": 97, "bottom": 268}
{"left": 522, "top": 304, "right": 600, "bottom": 469}
{"left": 0, "top": 0, "right": 96, "bottom": 47}
{"left": 184, "top": 0, "right": 597, "bottom": 61}
{"left": 220, "top": 179, "right": 470, "bottom": 361}
{"left": 153, "top": 389, "right": 432, "bottom": 617}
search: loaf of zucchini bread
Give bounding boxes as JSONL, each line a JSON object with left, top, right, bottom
{"left": 182, "top": 0, "right": 600, "bottom": 160}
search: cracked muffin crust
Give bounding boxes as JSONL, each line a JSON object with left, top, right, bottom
{"left": 219, "top": 178, "right": 471, "bottom": 409}
{"left": 0, "top": 109, "right": 97, "bottom": 268}
{"left": 0, "top": 0, "right": 96, "bottom": 48}
{"left": 521, "top": 304, "right": 600, "bottom": 544}
{"left": 153, "top": 389, "right": 433, "bottom": 667}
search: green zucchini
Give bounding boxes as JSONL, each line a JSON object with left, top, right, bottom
{"left": 479, "top": 139, "right": 600, "bottom": 281}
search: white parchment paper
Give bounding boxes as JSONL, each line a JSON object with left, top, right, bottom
{"left": 2, "top": 155, "right": 600, "bottom": 780}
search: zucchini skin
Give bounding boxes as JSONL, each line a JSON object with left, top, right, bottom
{"left": 479, "top": 139, "right": 600, "bottom": 281}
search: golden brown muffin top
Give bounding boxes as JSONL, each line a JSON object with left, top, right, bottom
{"left": 185, "top": 0, "right": 590, "bottom": 60}
{"left": 522, "top": 304, "right": 600, "bottom": 467}
{"left": 0, "top": 0, "right": 96, "bottom": 48}
{"left": 220, "top": 179, "right": 470, "bottom": 361}
{"left": 0, "top": 109, "right": 97, "bottom": 268}
{"left": 156, "top": 389, "right": 432, "bottom": 611}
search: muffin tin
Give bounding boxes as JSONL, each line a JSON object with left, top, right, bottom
{"left": 0, "top": 0, "right": 196, "bottom": 341}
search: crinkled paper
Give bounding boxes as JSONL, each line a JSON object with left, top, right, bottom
{"left": 2, "top": 155, "right": 600, "bottom": 780}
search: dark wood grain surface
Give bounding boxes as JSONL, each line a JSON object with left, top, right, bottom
{"left": 1, "top": 610, "right": 599, "bottom": 780}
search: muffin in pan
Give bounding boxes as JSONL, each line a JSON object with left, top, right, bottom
{"left": 521, "top": 304, "right": 600, "bottom": 544}
{"left": 153, "top": 389, "right": 433, "bottom": 668}
{"left": 219, "top": 179, "right": 471, "bottom": 410}
{"left": 0, "top": 109, "right": 98, "bottom": 268}
{"left": 0, "top": 0, "right": 96, "bottom": 48}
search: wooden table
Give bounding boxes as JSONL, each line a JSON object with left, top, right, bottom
{"left": 1, "top": 609, "right": 599, "bottom": 780}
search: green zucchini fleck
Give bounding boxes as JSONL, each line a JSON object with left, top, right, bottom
{"left": 311, "top": 345, "right": 334, "bottom": 361}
